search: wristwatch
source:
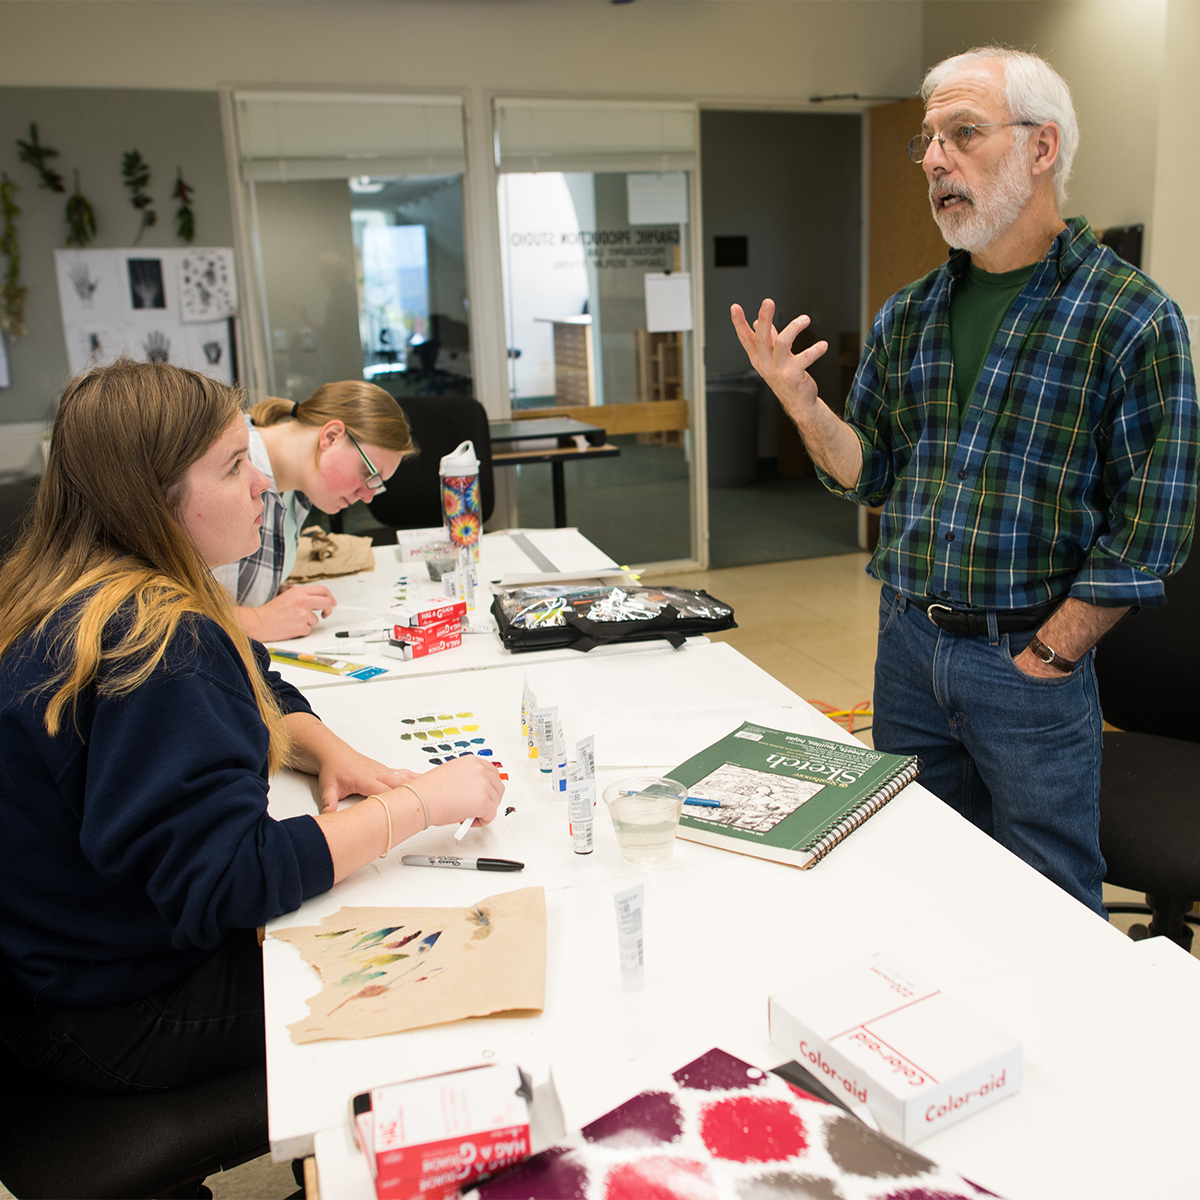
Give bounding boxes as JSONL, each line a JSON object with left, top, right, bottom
{"left": 1027, "top": 633, "right": 1077, "bottom": 673}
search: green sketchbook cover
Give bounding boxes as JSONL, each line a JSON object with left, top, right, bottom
{"left": 672, "top": 722, "right": 920, "bottom": 869}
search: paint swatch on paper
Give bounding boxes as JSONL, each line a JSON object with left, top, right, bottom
{"left": 272, "top": 889, "right": 546, "bottom": 1043}
{"left": 468, "top": 1048, "right": 999, "bottom": 1200}
{"left": 398, "top": 710, "right": 507, "bottom": 779}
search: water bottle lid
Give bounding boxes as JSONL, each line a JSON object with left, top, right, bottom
{"left": 439, "top": 439, "right": 478, "bottom": 474}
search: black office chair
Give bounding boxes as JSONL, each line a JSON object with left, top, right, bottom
{"left": 0, "top": 1039, "right": 270, "bottom": 1199}
{"left": 1095, "top": 555, "right": 1200, "bottom": 950}
{"left": 364, "top": 395, "right": 494, "bottom": 541}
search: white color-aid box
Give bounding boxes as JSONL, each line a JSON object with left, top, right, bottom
{"left": 769, "top": 953, "right": 1021, "bottom": 1144}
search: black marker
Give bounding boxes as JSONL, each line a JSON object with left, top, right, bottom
{"left": 401, "top": 854, "right": 524, "bottom": 872}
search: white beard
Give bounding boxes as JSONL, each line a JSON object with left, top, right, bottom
{"left": 929, "top": 141, "right": 1034, "bottom": 254}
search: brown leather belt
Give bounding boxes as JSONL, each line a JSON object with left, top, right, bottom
{"left": 906, "top": 594, "right": 1061, "bottom": 636}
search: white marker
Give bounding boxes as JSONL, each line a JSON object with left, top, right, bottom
{"left": 453, "top": 816, "right": 474, "bottom": 842}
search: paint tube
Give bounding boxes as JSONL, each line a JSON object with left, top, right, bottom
{"left": 550, "top": 714, "right": 567, "bottom": 795}
{"left": 568, "top": 760, "right": 594, "bottom": 854}
{"left": 526, "top": 685, "right": 538, "bottom": 761}
{"left": 531, "top": 706, "right": 556, "bottom": 774}
{"left": 521, "top": 676, "right": 530, "bottom": 739}
{"left": 614, "top": 885, "right": 645, "bottom": 991}
{"left": 575, "top": 734, "right": 595, "bottom": 782}
{"left": 457, "top": 546, "right": 476, "bottom": 611}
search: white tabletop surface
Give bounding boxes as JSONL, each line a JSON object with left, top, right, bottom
{"left": 264, "top": 527, "right": 695, "bottom": 691}
{"left": 260, "top": 641, "right": 1200, "bottom": 1198}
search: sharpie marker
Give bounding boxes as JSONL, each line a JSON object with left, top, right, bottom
{"left": 401, "top": 854, "right": 524, "bottom": 872}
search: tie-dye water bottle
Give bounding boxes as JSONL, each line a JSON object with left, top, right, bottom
{"left": 439, "top": 439, "right": 482, "bottom": 560}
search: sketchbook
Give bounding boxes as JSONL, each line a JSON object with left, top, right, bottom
{"left": 670, "top": 722, "right": 919, "bottom": 869}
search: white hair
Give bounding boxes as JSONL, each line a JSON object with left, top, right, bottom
{"left": 921, "top": 47, "right": 1078, "bottom": 211}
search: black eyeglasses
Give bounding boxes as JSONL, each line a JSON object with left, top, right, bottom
{"left": 908, "top": 121, "right": 1038, "bottom": 164}
{"left": 345, "top": 429, "right": 387, "bottom": 494}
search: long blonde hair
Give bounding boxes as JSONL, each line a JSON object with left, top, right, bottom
{"left": 0, "top": 361, "right": 291, "bottom": 770}
{"left": 250, "top": 381, "right": 415, "bottom": 456}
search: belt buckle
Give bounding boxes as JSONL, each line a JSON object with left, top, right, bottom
{"left": 926, "top": 603, "right": 953, "bottom": 628}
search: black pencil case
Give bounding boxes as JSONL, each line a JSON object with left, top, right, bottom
{"left": 491, "top": 584, "right": 737, "bottom": 653}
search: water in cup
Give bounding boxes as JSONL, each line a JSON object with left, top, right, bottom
{"left": 602, "top": 777, "right": 686, "bottom": 865}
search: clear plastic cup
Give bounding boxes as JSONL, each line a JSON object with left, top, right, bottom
{"left": 602, "top": 776, "right": 687, "bottom": 865}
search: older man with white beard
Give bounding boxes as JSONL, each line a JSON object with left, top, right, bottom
{"left": 732, "top": 46, "right": 1197, "bottom": 915}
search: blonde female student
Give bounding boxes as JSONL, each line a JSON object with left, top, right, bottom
{"left": 213, "top": 381, "right": 414, "bottom": 641}
{"left": 0, "top": 362, "right": 501, "bottom": 1093}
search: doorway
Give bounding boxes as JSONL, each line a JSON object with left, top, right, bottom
{"left": 700, "top": 110, "right": 862, "bottom": 568}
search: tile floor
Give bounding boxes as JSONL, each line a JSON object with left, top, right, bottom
{"left": 1, "top": 552, "right": 1186, "bottom": 1200}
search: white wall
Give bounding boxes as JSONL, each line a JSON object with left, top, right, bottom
{"left": 2, "top": 2, "right": 924, "bottom": 101}
{"left": 1149, "top": 0, "right": 1200, "bottom": 321}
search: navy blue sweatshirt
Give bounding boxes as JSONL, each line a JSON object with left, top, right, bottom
{"left": 0, "top": 612, "right": 334, "bottom": 1005}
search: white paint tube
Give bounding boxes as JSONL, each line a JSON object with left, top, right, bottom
{"left": 567, "top": 761, "right": 594, "bottom": 854}
{"left": 614, "top": 885, "right": 645, "bottom": 991}
{"left": 575, "top": 734, "right": 595, "bottom": 781}
{"left": 526, "top": 685, "right": 538, "bottom": 761}
{"left": 551, "top": 714, "right": 567, "bottom": 795}
{"left": 531, "top": 706, "right": 556, "bottom": 774}
{"left": 521, "top": 675, "right": 530, "bottom": 739}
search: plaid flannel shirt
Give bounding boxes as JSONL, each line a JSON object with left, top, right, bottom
{"left": 824, "top": 217, "right": 1198, "bottom": 609}
{"left": 212, "top": 419, "right": 312, "bottom": 608}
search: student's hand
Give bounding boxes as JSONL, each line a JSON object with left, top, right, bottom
{"left": 394, "top": 755, "right": 505, "bottom": 829}
{"left": 731, "top": 299, "right": 829, "bottom": 418}
{"left": 239, "top": 584, "right": 337, "bottom": 641}
{"left": 316, "top": 750, "right": 419, "bottom": 814}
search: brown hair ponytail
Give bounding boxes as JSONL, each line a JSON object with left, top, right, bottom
{"left": 250, "top": 381, "right": 415, "bottom": 457}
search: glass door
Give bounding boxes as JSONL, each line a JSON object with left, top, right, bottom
{"left": 494, "top": 99, "right": 703, "bottom": 568}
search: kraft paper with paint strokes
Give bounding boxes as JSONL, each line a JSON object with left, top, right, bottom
{"left": 272, "top": 887, "right": 546, "bottom": 1044}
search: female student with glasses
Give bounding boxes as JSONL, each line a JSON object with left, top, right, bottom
{"left": 213, "top": 380, "right": 414, "bottom": 641}
{"left": 0, "top": 361, "right": 501, "bottom": 1094}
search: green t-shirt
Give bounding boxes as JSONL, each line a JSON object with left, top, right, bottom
{"left": 950, "top": 261, "right": 1036, "bottom": 417}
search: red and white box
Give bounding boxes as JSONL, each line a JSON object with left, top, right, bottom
{"left": 388, "top": 597, "right": 466, "bottom": 630}
{"left": 354, "top": 1063, "right": 532, "bottom": 1200}
{"left": 389, "top": 616, "right": 461, "bottom": 647}
{"left": 769, "top": 954, "right": 1021, "bottom": 1144}
{"left": 382, "top": 626, "right": 462, "bottom": 660}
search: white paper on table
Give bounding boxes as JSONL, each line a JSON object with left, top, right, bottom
{"left": 572, "top": 705, "right": 801, "bottom": 769}
{"left": 626, "top": 171, "right": 688, "bottom": 225}
{"left": 644, "top": 272, "right": 693, "bottom": 333}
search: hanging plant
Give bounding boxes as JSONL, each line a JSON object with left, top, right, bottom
{"left": 172, "top": 168, "right": 195, "bottom": 244}
{"left": 16, "top": 123, "right": 65, "bottom": 194}
{"left": 1, "top": 173, "right": 29, "bottom": 338}
{"left": 121, "top": 149, "right": 156, "bottom": 244}
{"left": 65, "top": 169, "right": 97, "bottom": 248}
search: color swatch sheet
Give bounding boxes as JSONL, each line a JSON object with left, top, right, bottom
{"left": 468, "top": 1047, "right": 1001, "bottom": 1200}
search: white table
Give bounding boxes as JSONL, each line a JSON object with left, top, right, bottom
{"left": 265, "top": 527, "right": 698, "bottom": 692}
{"left": 261, "top": 642, "right": 1200, "bottom": 1198}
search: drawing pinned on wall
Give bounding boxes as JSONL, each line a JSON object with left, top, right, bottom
{"left": 143, "top": 330, "right": 170, "bottom": 364}
{"left": 54, "top": 247, "right": 236, "bottom": 384}
{"left": 127, "top": 258, "right": 165, "bottom": 309}
{"left": 68, "top": 262, "right": 99, "bottom": 304}
{"left": 271, "top": 888, "right": 547, "bottom": 1043}
{"left": 178, "top": 248, "right": 236, "bottom": 322}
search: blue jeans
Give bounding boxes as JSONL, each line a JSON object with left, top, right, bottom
{"left": 872, "top": 586, "right": 1106, "bottom": 915}
{"left": 0, "top": 928, "right": 265, "bottom": 1093}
